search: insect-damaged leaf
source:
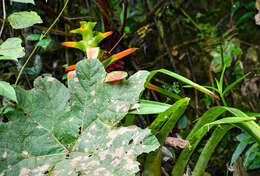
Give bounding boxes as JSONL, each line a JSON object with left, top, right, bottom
{"left": 0, "top": 59, "right": 159, "bottom": 176}
{"left": 105, "top": 71, "right": 128, "bottom": 82}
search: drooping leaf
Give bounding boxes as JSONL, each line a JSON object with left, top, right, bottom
{"left": 0, "top": 81, "right": 17, "bottom": 102}
{"left": 143, "top": 98, "right": 189, "bottom": 176}
{"left": 146, "top": 69, "right": 219, "bottom": 99}
{"left": 230, "top": 135, "right": 254, "bottom": 165}
{"left": 129, "top": 99, "right": 171, "bottom": 115}
{"left": 8, "top": 11, "right": 43, "bottom": 29}
{"left": 26, "top": 34, "right": 42, "bottom": 41}
{"left": 36, "top": 39, "right": 51, "bottom": 48}
{"left": 0, "top": 59, "right": 159, "bottom": 176}
{"left": 0, "top": 38, "right": 25, "bottom": 62}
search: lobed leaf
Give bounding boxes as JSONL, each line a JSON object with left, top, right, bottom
{"left": 0, "top": 59, "right": 159, "bottom": 176}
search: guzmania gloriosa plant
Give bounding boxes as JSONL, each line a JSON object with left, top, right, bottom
{"left": 62, "top": 21, "right": 137, "bottom": 82}
{"left": 0, "top": 21, "right": 160, "bottom": 176}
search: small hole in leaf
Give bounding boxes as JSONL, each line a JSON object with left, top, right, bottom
{"left": 44, "top": 171, "right": 49, "bottom": 175}
{"left": 82, "top": 78, "right": 86, "bottom": 80}
{"left": 66, "top": 154, "right": 70, "bottom": 158}
{"left": 88, "top": 154, "right": 92, "bottom": 157}
{"left": 129, "top": 139, "right": 133, "bottom": 145}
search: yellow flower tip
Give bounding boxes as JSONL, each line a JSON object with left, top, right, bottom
{"left": 80, "top": 25, "right": 88, "bottom": 30}
{"left": 62, "top": 42, "right": 77, "bottom": 48}
{"left": 100, "top": 31, "right": 113, "bottom": 38}
{"left": 70, "top": 29, "right": 78, "bottom": 33}
{"left": 113, "top": 48, "right": 137, "bottom": 61}
{"left": 67, "top": 71, "right": 76, "bottom": 81}
{"left": 65, "top": 64, "right": 76, "bottom": 72}
{"left": 90, "top": 22, "right": 97, "bottom": 25}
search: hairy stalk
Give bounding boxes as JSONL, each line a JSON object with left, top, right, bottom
{"left": 15, "top": 0, "right": 70, "bottom": 85}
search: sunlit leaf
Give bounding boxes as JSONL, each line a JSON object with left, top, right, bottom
{"left": 0, "top": 38, "right": 25, "bottom": 62}
{"left": 0, "top": 81, "right": 17, "bottom": 102}
{"left": 0, "top": 59, "right": 159, "bottom": 176}
{"left": 8, "top": 11, "right": 43, "bottom": 29}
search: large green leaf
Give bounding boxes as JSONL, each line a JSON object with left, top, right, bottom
{"left": 8, "top": 11, "right": 42, "bottom": 29}
{"left": 0, "top": 81, "right": 17, "bottom": 102}
{"left": 0, "top": 38, "right": 25, "bottom": 62}
{"left": 143, "top": 98, "right": 189, "bottom": 176}
{"left": 0, "top": 59, "right": 159, "bottom": 176}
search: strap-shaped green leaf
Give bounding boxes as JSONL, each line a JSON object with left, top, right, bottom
{"left": 0, "top": 59, "right": 159, "bottom": 176}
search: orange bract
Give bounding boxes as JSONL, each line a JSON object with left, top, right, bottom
{"left": 100, "top": 31, "right": 113, "bottom": 38}
{"left": 146, "top": 83, "right": 159, "bottom": 92}
{"left": 113, "top": 48, "right": 138, "bottom": 61}
{"left": 67, "top": 71, "right": 76, "bottom": 81}
{"left": 62, "top": 42, "right": 76, "bottom": 47}
{"left": 65, "top": 65, "right": 76, "bottom": 71}
{"left": 80, "top": 25, "right": 88, "bottom": 30}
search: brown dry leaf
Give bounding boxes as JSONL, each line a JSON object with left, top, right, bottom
{"left": 165, "top": 137, "right": 188, "bottom": 149}
{"left": 171, "top": 46, "right": 179, "bottom": 56}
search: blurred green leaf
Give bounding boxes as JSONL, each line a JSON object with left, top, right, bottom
{"left": 26, "top": 34, "right": 42, "bottom": 41}
{"left": 231, "top": 135, "right": 254, "bottom": 165}
{"left": 8, "top": 11, "right": 43, "bottom": 29}
{"left": 11, "top": 0, "right": 35, "bottom": 4}
{"left": 177, "top": 115, "right": 188, "bottom": 129}
{"left": 0, "top": 38, "right": 25, "bottom": 62}
{"left": 36, "top": 39, "right": 51, "bottom": 48}
{"left": 0, "top": 81, "right": 17, "bottom": 102}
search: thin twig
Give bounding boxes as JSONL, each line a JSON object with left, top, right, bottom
{"left": 15, "top": 0, "right": 70, "bottom": 85}
{"left": 0, "top": 0, "right": 6, "bottom": 38}
{"left": 109, "top": 33, "right": 125, "bottom": 53}
{"left": 133, "top": 0, "right": 166, "bottom": 34}
{"left": 34, "top": 0, "right": 78, "bottom": 28}
{"left": 177, "top": 22, "right": 199, "bottom": 116}
{"left": 120, "top": 0, "right": 128, "bottom": 36}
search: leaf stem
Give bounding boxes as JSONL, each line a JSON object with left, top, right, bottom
{"left": 15, "top": 0, "right": 70, "bottom": 85}
{"left": 0, "top": 0, "right": 6, "bottom": 37}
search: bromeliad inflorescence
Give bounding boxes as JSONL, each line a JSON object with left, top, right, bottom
{"left": 62, "top": 21, "right": 137, "bottom": 82}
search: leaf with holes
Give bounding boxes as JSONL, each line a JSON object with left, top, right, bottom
{"left": 0, "top": 59, "right": 159, "bottom": 176}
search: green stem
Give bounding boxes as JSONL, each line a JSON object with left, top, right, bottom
{"left": 180, "top": 7, "right": 201, "bottom": 31}
{"left": 220, "top": 93, "right": 227, "bottom": 106}
{"left": 192, "top": 125, "right": 233, "bottom": 176}
{"left": 15, "top": 0, "right": 70, "bottom": 85}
